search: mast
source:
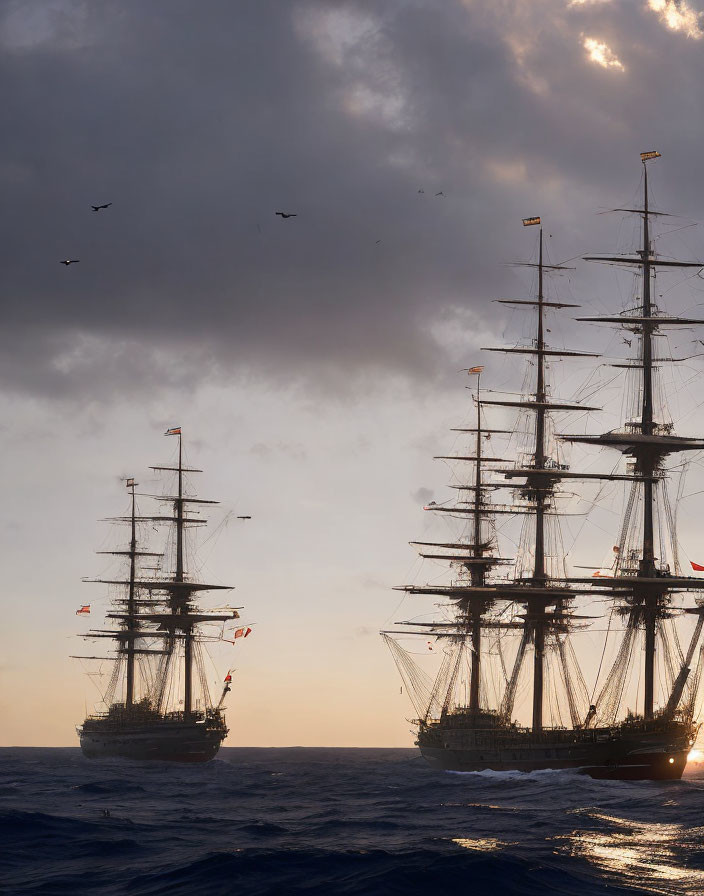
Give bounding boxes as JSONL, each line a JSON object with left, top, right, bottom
{"left": 469, "top": 371, "right": 484, "bottom": 714}
{"left": 482, "top": 216, "right": 602, "bottom": 731}
{"left": 531, "top": 228, "right": 547, "bottom": 730}
{"left": 125, "top": 478, "right": 138, "bottom": 708}
{"left": 564, "top": 151, "right": 704, "bottom": 723}
{"left": 640, "top": 159, "right": 657, "bottom": 717}
{"left": 173, "top": 431, "right": 193, "bottom": 715}
{"left": 81, "top": 430, "right": 239, "bottom": 722}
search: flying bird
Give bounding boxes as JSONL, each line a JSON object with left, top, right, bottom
{"left": 623, "top": 338, "right": 632, "bottom": 347}
{"left": 60, "top": 259, "right": 80, "bottom": 266}
{"left": 417, "top": 189, "right": 425, "bottom": 194}
{"left": 275, "top": 211, "right": 297, "bottom": 219}
{"left": 435, "top": 191, "right": 444, "bottom": 197}
{"left": 91, "top": 203, "right": 112, "bottom": 211}
{"left": 375, "top": 239, "right": 382, "bottom": 244}
{"left": 237, "top": 515, "right": 252, "bottom": 520}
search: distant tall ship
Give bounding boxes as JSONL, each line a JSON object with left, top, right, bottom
{"left": 384, "top": 152, "right": 704, "bottom": 780}
{"left": 76, "top": 429, "right": 246, "bottom": 762}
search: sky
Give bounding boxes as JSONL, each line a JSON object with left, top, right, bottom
{"left": 2, "top": 0, "right": 704, "bottom": 746}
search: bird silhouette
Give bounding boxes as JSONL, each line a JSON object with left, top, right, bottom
{"left": 417, "top": 189, "right": 425, "bottom": 194}
{"left": 92, "top": 203, "right": 112, "bottom": 211}
{"left": 435, "top": 191, "right": 444, "bottom": 197}
{"left": 60, "top": 259, "right": 80, "bottom": 266}
{"left": 237, "top": 515, "right": 252, "bottom": 520}
{"left": 275, "top": 211, "right": 297, "bottom": 219}
{"left": 623, "top": 338, "right": 632, "bottom": 347}
{"left": 375, "top": 239, "right": 382, "bottom": 244}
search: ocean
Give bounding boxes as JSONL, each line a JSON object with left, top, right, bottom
{"left": 2, "top": 747, "right": 704, "bottom": 895}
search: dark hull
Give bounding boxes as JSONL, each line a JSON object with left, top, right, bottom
{"left": 78, "top": 717, "right": 227, "bottom": 763}
{"left": 417, "top": 718, "right": 693, "bottom": 780}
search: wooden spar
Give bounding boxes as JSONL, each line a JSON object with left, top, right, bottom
{"left": 125, "top": 480, "right": 137, "bottom": 708}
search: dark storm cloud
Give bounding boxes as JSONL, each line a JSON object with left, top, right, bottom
{"left": 1, "top": 0, "right": 703, "bottom": 398}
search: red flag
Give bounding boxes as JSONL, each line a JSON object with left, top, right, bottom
{"left": 691, "top": 561, "right": 704, "bottom": 572}
{"left": 76, "top": 605, "right": 90, "bottom": 615}
{"left": 244, "top": 627, "right": 252, "bottom": 638}
{"left": 234, "top": 627, "right": 245, "bottom": 639}
{"left": 224, "top": 673, "right": 232, "bottom": 683}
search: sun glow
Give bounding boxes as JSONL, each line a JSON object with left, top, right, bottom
{"left": 648, "top": 0, "right": 703, "bottom": 38}
{"left": 687, "top": 749, "right": 703, "bottom": 762}
{"left": 583, "top": 37, "right": 625, "bottom": 70}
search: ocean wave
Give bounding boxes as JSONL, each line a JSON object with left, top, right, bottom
{"left": 74, "top": 779, "right": 147, "bottom": 795}
{"left": 2, "top": 748, "right": 702, "bottom": 895}
{"left": 124, "top": 847, "right": 639, "bottom": 896}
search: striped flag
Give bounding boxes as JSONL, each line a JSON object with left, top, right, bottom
{"left": 76, "top": 605, "right": 91, "bottom": 615}
{"left": 467, "top": 366, "right": 484, "bottom": 375}
{"left": 164, "top": 427, "right": 181, "bottom": 436}
{"left": 522, "top": 216, "right": 541, "bottom": 226}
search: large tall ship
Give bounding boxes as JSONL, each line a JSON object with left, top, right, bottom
{"left": 384, "top": 152, "right": 704, "bottom": 780}
{"left": 75, "top": 428, "right": 246, "bottom": 762}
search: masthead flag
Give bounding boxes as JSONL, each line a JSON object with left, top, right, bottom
{"left": 224, "top": 672, "right": 232, "bottom": 683}
{"left": 126, "top": 478, "right": 135, "bottom": 488}
{"left": 467, "top": 366, "right": 484, "bottom": 375}
{"left": 640, "top": 150, "right": 661, "bottom": 162}
{"left": 165, "top": 427, "right": 181, "bottom": 436}
{"left": 522, "top": 216, "right": 541, "bottom": 227}
{"left": 76, "top": 605, "right": 91, "bottom": 615}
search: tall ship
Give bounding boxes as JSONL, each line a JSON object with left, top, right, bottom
{"left": 75, "top": 428, "right": 247, "bottom": 762}
{"left": 384, "top": 152, "right": 704, "bottom": 780}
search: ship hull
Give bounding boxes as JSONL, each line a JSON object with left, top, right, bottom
{"left": 417, "top": 719, "right": 692, "bottom": 780}
{"left": 78, "top": 717, "right": 227, "bottom": 763}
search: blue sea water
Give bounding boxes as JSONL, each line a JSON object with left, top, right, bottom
{"left": 2, "top": 747, "right": 704, "bottom": 895}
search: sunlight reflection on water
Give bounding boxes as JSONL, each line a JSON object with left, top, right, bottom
{"left": 557, "top": 810, "right": 704, "bottom": 895}
{"left": 452, "top": 837, "right": 507, "bottom": 851}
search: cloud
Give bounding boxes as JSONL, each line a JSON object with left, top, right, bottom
{"left": 0, "top": 0, "right": 703, "bottom": 405}
{"left": 648, "top": 0, "right": 703, "bottom": 38}
{"left": 583, "top": 36, "right": 625, "bottom": 69}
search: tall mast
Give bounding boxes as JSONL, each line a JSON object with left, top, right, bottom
{"left": 469, "top": 372, "right": 484, "bottom": 714}
{"left": 174, "top": 431, "right": 193, "bottom": 716}
{"left": 392, "top": 218, "right": 603, "bottom": 732}
{"left": 565, "top": 151, "right": 704, "bottom": 723}
{"left": 482, "top": 215, "right": 601, "bottom": 731}
{"left": 125, "top": 478, "right": 138, "bottom": 708}
{"left": 531, "top": 227, "right": 547, "bottom": 730}
{"left": 83, "top": 431, "right": 235, "bottom": 719}
{"left": 176, "top": 434, "right": 184, "bottom": 583}
{"left": 534, "top": 229, "right": 547, "bottom": 581}
{"left": 640, "top": 161, "right": 657, "bottom": 717}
